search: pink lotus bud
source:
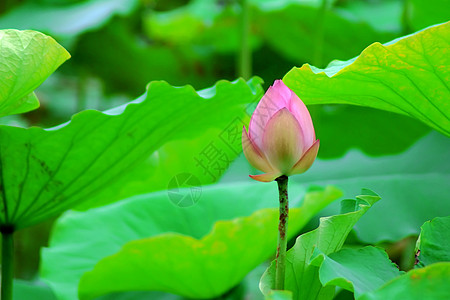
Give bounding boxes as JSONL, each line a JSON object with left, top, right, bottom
{"left": 242, "top": 80, "right": 319, "bottom": 182}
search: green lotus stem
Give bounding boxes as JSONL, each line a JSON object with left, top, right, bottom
{"left": 1, "top": 228, "right": 14, "bottom": 300}
{"left": 238, "top": 0, "right": 251, "bottom": 79}
{"left": 275, "top": 175, "right": 289, "bottom": 290}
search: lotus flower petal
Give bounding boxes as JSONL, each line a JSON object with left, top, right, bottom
{"left": 262, "top": 108, "right": 304, "bottom": 174}
{"left": 241, "top": 126, "right": 274, "bottom": 173}
{"left": 248, "top": 80, "right": 292, "bottom": 150}
{"left": 249, "top": 172, "right": 281, "bottom": 182}
{"left": 289, "top": 139, "right": 320, "bottom": 175}
{"left": 285, "top": 87, "right": 316, "bottom": 150}
{"left": 248, "top": 80, "right": 315, "bottom": 151}
{"left": 243, "top": 79, "right": 318, "bottom": 182}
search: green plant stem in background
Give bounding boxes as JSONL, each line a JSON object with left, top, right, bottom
{"left": 238, "top": 0, "right": 251, "bottom": 80}
{"left": 77, "top": 69, "right": 88, "bottom": 112}
{"left": 1, "top": 227, "right": 14, "bottom": 300}
{"left": 401, "top": 0, "right": 412, "bottom": 35}
{"left": 0, "top": 0, "right": 14, "bottom": 14}
{"left": 275, "top": 175, "right": 289, "bottom": 290}
{"left": 313, "top": 0, "right": 328, "bottom": 67}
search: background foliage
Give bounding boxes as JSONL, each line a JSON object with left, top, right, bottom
{"left": 0, "top": 0, "right": 448, "bottom": 299}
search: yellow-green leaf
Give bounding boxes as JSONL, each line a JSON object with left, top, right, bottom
{"left": 284, "top": 22, "right": 450, "bottom": 136}
{"left": 0, "top": 29, "right": 70, "bottom": 117}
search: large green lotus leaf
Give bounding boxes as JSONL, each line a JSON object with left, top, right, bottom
{"left": 96, "top": 291, "right": 180, "bottom": 300}
{"left": 40, "top": 183, "right": 341, "bottom": 300}
{"left": 294, "top": 132, "right": 450, "bottom": 243}
{"left": 75, "top": 79, "right": 262, "bottom": 211}
{"left": 415, "top": 216, "right": 450, "bottom": 267}
{"left": 283, "top": 22, "right": 450, "bottom": 136}
{"left": 94, "top": 262, "right": 269, "bottom": 300}
{"left": 260, "top": 190, "right": 380, "bottom": 300}
{"left": 222, "top": 131, "right": 450, "bottom": 244}
{"left": 76, "top": 127, "right": 244, "bottom": 210}
{"left": 0, "top": 0, "right": 138, "bottom": 43}
{"left": 79, "top": 209, "right": 303, "bottom": 300}
{"left": 0, "top": 78, "right": 262, "bottom": 230}
{"left": 315, "top": 246, "right": 402, "bottom": 299}
{"left": 295, "top": 132, "right": 450, "bottom": 244}
{"left": 0, "top": 29, "right": 70, "bottom": 118}
{"left": 359, "top": 262, "right": 450, "bottom": 300}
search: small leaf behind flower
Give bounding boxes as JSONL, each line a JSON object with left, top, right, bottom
{"left": 415, "top": 216, "right": 450, "bottom": 268}
{"left": 359, "top": 262, "right": 450, "bottom": 300}
{"left": 260, "top": 189, "right": 380, "bottom": 300}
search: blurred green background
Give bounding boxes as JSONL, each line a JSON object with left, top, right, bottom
{"left": 3, "top": 0, "right": 445, "bottom": 128}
